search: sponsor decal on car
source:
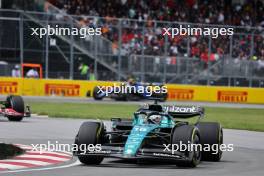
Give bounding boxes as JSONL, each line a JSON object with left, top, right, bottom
{"left": 217, "top": 91, "right": 248, "bottom": 103}
{"left": 0, "top": 82, "right": 18, "bottom": 94}
{"left": 163, "top": 106, "right": 197, "bottom": 113}
{"left": 153, "top": 153, "right": 180, "bottom": 158}
{"left": 86, "top": 150, "right": 111, "bottom": 154}
{"left": 45, "top": 83, "right": 80, "bottom": 96}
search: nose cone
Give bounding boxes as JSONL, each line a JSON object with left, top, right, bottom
{"left": 123, "top": 125, "right": 157, "bottom": 157}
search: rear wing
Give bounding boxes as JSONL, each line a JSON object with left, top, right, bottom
{"left": 163, "top": 105, "right": 204, "bottom": 118}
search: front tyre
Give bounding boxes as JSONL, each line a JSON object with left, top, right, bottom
{"left": 93, "top": 86, "right": 104, "bottom": 100}
{"left": 172, "top": 125, "right": 201, "bottom": 167}
{"left": 6, "top": 95, "right": 24, "bottom": 122}
{"left": 75, "top": 122, "right": 104, "bottom": 165}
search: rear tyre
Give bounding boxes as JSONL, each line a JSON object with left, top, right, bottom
{"left": 126, "top": 94, "right": 141, "bottom": 101}
{"left": 6, "top": 95, "right": 24, "bottom": 122}
{"left": 152, "top": 92, "right": 167, "bottom": 102}
{"left": 93, "top": 86, "right": 104, "bottom": 100}
{"left": 197, "top": 122, "right": 223, "bottom": 161}
{"left": 75, "top": 122, "right": 104, "bottom": 165}
{"left": 112, "top": 93, "right": 128, "bottom": 101}
{"left": 172, "top": 125, "right": 201, "bottom": 167}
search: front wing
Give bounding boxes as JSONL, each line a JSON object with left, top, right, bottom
{"left": 74, "top": 145, "right": 189, "bottom": 162}
{"left": 0, "top": 106, "right": 31, "bottom": 117}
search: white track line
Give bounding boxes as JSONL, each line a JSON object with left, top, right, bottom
{"left": 26, "top": 151, "right": 72, "bottom": 157}
{"left": 0, "top": 159, "right": 81, "bottom": 173}
{"left": 14, "top": 144, "right": 32, "bottom": 150}
{"left": 15, "top": 144, "right": 73, "bottom": 156}
{"left": 17, "top": 154, "right": 69, "bottom": 161}
{"left": 1, "top": 159, "right": 51, "bottom": 166}
{"left": 56, "top": 150, "right": 73, "bottom": 155}
{"left": 0, "top": 163, "right": 26, "bottom": 170}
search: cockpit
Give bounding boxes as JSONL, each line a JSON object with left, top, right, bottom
{"left": 134, "top": 112, "right": 172, "bottom": 126}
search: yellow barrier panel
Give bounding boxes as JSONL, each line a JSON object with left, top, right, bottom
{"left": 0, "top": 77, "right": 117, "bottom": 97}
{"left": 0, "top": 77, "right": 264, "bottom": 104}
{"left": 166, "top": 84, "right": 264, "bottom": 104}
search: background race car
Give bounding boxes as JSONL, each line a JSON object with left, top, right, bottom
{"left": 0, "top": 95, "right": 30, "bottom": 121}
{"left": 93, "top": 82, "right": 168, "bottom": 101}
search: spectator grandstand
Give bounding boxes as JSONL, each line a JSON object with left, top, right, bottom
{"left": 48, "top": 0, "right": 264, "bottom": 61}
{"left": 0, "top": 0, "right": 263, "bottom": 86}
{"left": 51, "top": 0, "right": 264, "bottom": 26}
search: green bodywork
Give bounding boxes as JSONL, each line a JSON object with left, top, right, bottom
{"left": 123, "top": 113, "right": 175, "bottom": 156}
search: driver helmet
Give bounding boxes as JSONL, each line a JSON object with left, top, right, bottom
{"left": 127, "top": 78, "right": 136, "bottom": 85}
{"left": 149, "top": 115, "right": 162, "bottom": 124}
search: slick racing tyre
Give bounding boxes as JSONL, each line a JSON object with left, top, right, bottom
{"left": 172, "top": 125, "right": 201, "bottom": 167}
{"left": 151, "top": 92, "right": 167, "bottom": 102}
{"left": 197, "top": 122, "right": 223, "bottom": 161}
{"left": 93, "top": 86, "right": 103, "bottom": 100}
{"left": 75, "top": 122, "right": 104, "bottom": 165}
{"left": 6, "top": 95, "right": 24, "bottom": 122}
{"left": 112, "top": 93, "right": 128, "bottom": 101}
{"left": 125, "top": 93, "right": 141, "bottom": 101}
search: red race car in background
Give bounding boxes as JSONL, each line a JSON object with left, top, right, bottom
{"left": 0, "top": 95, "right": 30, "bottom": 121}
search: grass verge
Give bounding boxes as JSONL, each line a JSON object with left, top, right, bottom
{"left": 29, "top": 102, "right": 264, "bottom": 132}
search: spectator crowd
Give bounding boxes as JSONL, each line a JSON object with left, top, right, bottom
{"left": 48, "top": 0, "right": 264, "bottom": 71}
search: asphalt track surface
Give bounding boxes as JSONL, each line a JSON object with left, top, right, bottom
{"left": 0, "top": 97, "right": 264, "bottom": 176}
{"left": 3, "top": 95, "right": 264, "bottom": 109}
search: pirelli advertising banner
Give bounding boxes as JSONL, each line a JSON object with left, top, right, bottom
{"left": 0, "top": 77, "right": 116, "bottom": 97}
{"left": 166, "top": 84, "right": 264, "bottom": 104}
{"left": 0, "top": 77, "right": 264, "bottom": 104}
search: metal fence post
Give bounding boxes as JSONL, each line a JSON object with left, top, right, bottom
{"left": 94, "top": 36, "right": 98, "bottom": 80}
{"left": 187, "top": 33, "right": 190, "bottom": 57}
{"left": 45, "top": 14, "right": 49, "bottom": 79}
{"left": 229, "top": 34, "right": 233, "bottom": 58}
{"left": 249, "top": 31, "right": 255, "bottom": 87}
{"left": 140, "top": 23, "right": 145, "bottom": 82}
{"left": 228, "top": 35, "right": 233, "bottom": 86}
{"left": 117, "top": 19, "right": 122, "bottom": 81}
{"left": 250, "top": 31, "right": 254, "bottom": 59}
{"left": 70, "top": 18, "right": 74, "bottom": 79}
{"left": 207, "top": 36, "right": 212, "bottom": 85}
{"left": 19, "top": 12, "right": 24, "bottom": 75}
{"left": 187, "top": 31, "right": 191, "bottom": 83}
{"left": 163, "top": 33, "right": 168, "bottom": 83}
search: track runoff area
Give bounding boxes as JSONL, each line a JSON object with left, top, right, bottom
{"left": 0, "top": 96, "right": 264, "bottom": 176}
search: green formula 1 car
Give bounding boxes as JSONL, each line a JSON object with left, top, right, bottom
{"left": 74, "top": 101, "right": 223, "bottom": 167}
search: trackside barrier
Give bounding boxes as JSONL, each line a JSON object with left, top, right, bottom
{"left": 0, "top": 77, "right": 264, "bottom": 104}
{"left": 0, "top": 77, "right": 117, "bottom": 97}
{"left": 166, "top": 84, "right": 264, "bottom": 104}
